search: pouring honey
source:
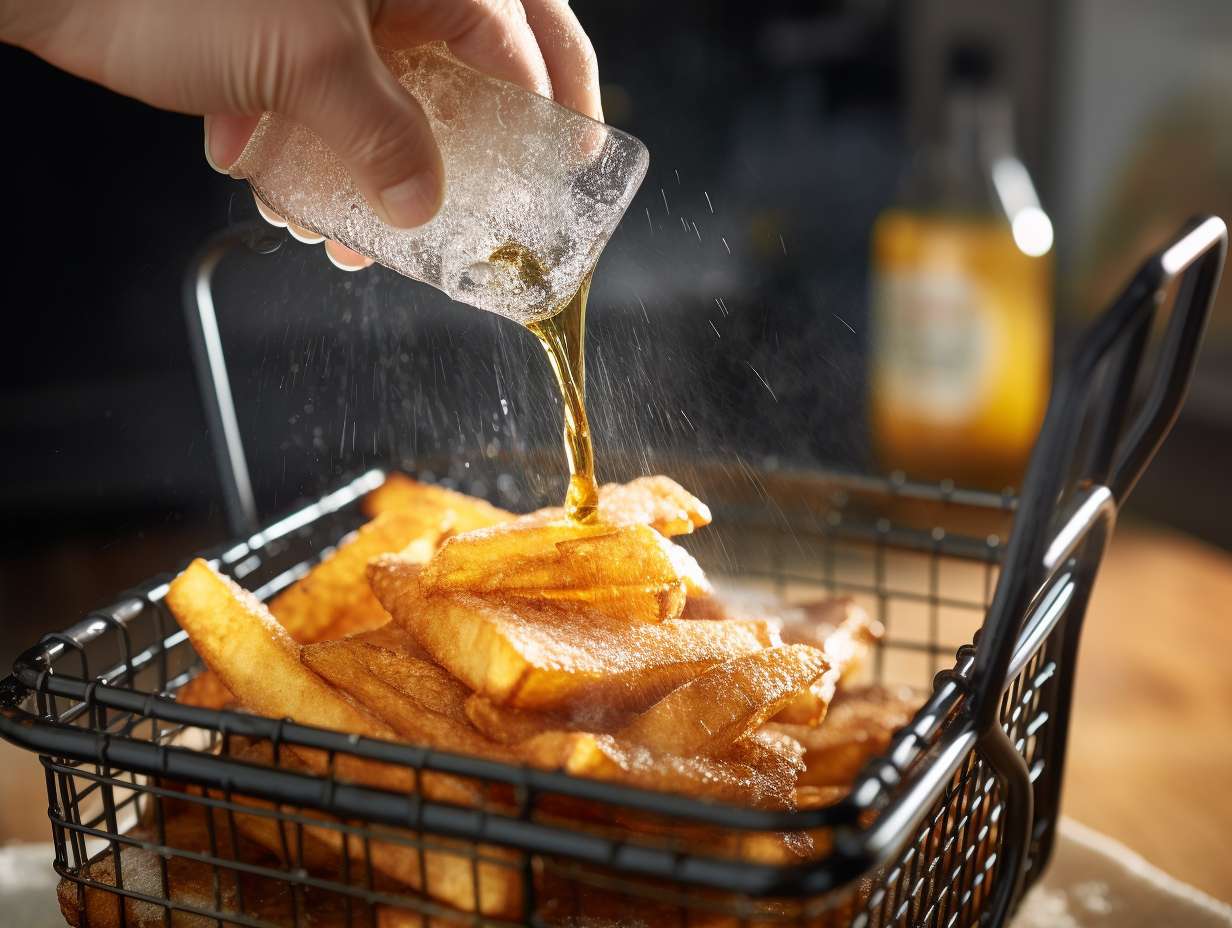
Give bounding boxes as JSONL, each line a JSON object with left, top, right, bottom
{"left": 488, "top": 243, "right": 598, "bottom": 523}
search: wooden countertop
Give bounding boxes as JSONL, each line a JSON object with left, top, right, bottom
{"left": 1060, "top": 524, "right": 1232, "bottom": 902}
{"left": 1, "top": 524, "right": 1229, "bottom": 903}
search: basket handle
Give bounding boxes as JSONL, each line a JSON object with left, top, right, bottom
{"left": 183, "top": 222, "right": 278, "bottom": 537}
{"left": 970, "top": 215, "right": 1225, "bottom": 731}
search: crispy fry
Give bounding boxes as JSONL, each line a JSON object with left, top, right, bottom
{"left": 464, "top": 693, "right": 630, "bottom": 744}
{"left": 774, "top": 600, "right": 884, "bottom": 725}
{"left": 231, "top": 743, "right": 523, "bottom": 919}
{"left": 768, "top": 684, "right": 923, "bottom": 787}
{"left": 301, "top": 639, "right": 500, "bottom": 753}
{"left": 347, "top": 620, "right": 431, "bottom": 659}
{"left": 174, "top": 667, "right": 234, "bottom": 710}
{"left": 423, "top": 522, "right": 690, "bottom": 623}
{"left": 372, "top": 556, "right": 780, "bottom": 712}
{"left": 521, "top": 730, "right": 800, "bottom": 810}
{"left": 57, "top": 808, "right": 468, "bottom": 928}
{"left": 166, "top": 559, "right": 394, "bottom": 741}
{"left": 620, "top": 645, "right": 829, "bottom": 755}
{"left": 515, "top": 475, "right": 711, "bottom": 536}
{"left": 269, "top": 508, "right": 450, "bottom": 643}
{"left": 363, "top": 472, "right": 514, "bottom": 530}
{"left": 305, "top": 637, "right": 472, "bottom": 723}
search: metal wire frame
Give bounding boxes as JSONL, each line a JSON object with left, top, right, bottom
{"left": 0, "top": 216, "right": 1223, "bottom": 928}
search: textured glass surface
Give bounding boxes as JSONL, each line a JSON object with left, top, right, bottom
{"left": 229, "top": 44, "right": 649, "bottom": 324}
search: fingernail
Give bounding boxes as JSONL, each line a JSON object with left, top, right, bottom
{"left": 377, "top": 172, "right": 441, "bottom": 229}
{"left": 203, "top": 116, "right": 227, "bottom": 175}
{"left": 326, "top": 248, "right": 366, "bottom": 273}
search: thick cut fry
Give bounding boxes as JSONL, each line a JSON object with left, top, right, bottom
{"left": 423, "top": 522, "right": 691, "bottom": 623}
{"left": 166, "top": 559, "right": 393, "bottom": 741}
{"left": 347, "top": 620, "right": 431, "bottom": 659}
{"left": 516, "top": 475, "right": 711, "bottom": 536}
{"left": 621, "top": 646, "right": 829, "bottom": 756}
{"left": 363, "top": 472, "right": 514, "bottom": 530}
{"left": 175, "top": 667, "right": 234, "bottom": 710}
{"left": 301, "top": 639, "right": 519, "bottom": 787}
{"left": 522, "top": 730, "right": 800, "bottom": 810}
{"left": 305, "top": 638, "right": 471, "bottom": 723}
{"left": 269, "top": 508, "right": 450, "bottom": 643}
{"left": 774, "top": 600, "right": 884, "bottom": 725}
{"left": 56, "top": 811, "right": 416, "bottom": 928}
{"left": 372, "top": 556, "right": 780, "bottom": 712}
{"left": 768, "top": 684, "right": 923, "bottom": 787}
{"left": 464, "top": 693, "right": 630, "bottom": 744}
{"left": 231, "top": 743, "right": 523, "bottom": 919}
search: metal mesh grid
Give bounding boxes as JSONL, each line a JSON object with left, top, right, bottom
{"left": 0, "top": 468, "right": 1072, "bottom": 928}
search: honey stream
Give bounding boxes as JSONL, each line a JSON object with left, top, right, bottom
{"left": 489, "top": 243, "right": 598, "bottom": 522}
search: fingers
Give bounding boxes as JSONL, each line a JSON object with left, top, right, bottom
{"left": 519, "top": 0, "right": 601, "bottom": 119}
{"left": 280, "top": 45, "right": 445, "bottom": 228}
{"left": 325, "top": 241, "right": 375, "bottom": 271}
{"left": 204, "top": 114, "right": 262, "bottom": 173}
{"left": 374, "top": 0, "right": 551, "bottom": 98}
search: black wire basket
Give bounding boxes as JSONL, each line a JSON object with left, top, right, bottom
{"left": 0, "top": 217, "right": 1224, "bottom": 928}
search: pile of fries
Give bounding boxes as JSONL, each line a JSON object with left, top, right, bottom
{"left": 60, "top": 474, "right": 923, "bottom": 928}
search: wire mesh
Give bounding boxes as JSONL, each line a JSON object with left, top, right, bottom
{"left": 6, "top": 468, "right": 1074, "bottom": 928}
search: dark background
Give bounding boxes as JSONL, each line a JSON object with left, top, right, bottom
{"left": 2, "top": 0, "right": 1230, "bottom": 667}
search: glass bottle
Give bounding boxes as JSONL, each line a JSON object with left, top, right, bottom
{"left": 868, "top": 42, "right": 1053, "bottom": 489}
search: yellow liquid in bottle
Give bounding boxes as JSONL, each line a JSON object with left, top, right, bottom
{"left": 869, "top": 210, "right": 1052, "bottom": 488}
{"left": 488, "top": 243, "right": 598, "bottom": 522}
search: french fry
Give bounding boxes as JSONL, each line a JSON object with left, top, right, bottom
{"left": 423, "top": 522, "right": 690, "bottom": 623}
{"left": 516, "top": 475, "right": 712, "bottom": 536}
{"left": 166, "top": 559, "right": 393, "bottom": 741}
{"left": 773, "top": 600, "right": 883, "bottom": 725}
{"left": 174, "top": 667, "right": 234, "bottom": 710}
{"left": 301, "top": 639, "right": 507, "bottom": 759}
{"left": 362, "top": 472, "right": 514, "bottom": 530}
{"left": 305, "top": 637, "right": 472, "bottom": 723}
{"left": 464, "top": 693, "right": 630, "bottom": 744}
{"left": 768, "top": 684, "right": 922, "bottom": 787}
{"left": 619, "top": 645, "right": 829, "bottom": 755}
{"left": 347, "top": 620, "right": 431, "bottom": 659}
{"left": 371, "top": 555, "right": 781, "bottom": 712}
{"left": 521, "top": 730, "right": 800, "bottom": 810}
{"left": 231, "top": 743, "right": 523, "bottom": 919}
{"left": 269, "top": 508, "right": 451, "bottom": 643}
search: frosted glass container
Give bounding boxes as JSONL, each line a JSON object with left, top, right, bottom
{"left": 229, "top": 44, "right": 649, "bottom": 325}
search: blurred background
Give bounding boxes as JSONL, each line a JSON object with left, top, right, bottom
{"left": 2, "top": 0, "right": 1231, "bottom": 670}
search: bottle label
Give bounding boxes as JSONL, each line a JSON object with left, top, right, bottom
{"left": 871, "top": 269, "right": 992, "bottom": 425}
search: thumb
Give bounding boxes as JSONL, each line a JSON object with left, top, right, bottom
{"left": 287, "top": 48, "right": 444, "bottom": 229}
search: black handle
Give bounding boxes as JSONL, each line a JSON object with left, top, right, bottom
{"left": 970, "top": 215, "right": 1225, "bottom": 730}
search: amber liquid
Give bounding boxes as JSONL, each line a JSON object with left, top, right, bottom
{"left": 527, "top": 274, "right": 598, "bottom": 522}
{"left": 486, "top": 242, "right": 598, "bottom": 522}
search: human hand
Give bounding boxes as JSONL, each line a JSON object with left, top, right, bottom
{"left": 1, "top": 0, "right": 601, "bottom": 270}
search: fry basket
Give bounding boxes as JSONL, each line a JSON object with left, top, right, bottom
{"left": 0, "top": 217, "right": 1224, "bottom": 928}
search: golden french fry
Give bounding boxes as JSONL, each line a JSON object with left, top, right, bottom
{"left": 300, "top": 638, "right": 517, "bottom": 768}
{"left": 773, "top": 600, "right": 883, "bottom": 725}
{"left": 174, "top": 667, "right": 234, "bottom": 710}
{"left": 346, "top": 620, "right": 431, "bottom": 659}
{"left": 305, "top": 637, "right": 471, "bottom": 723}
{"left": 521, "top": 730, "right": 800, "bottom": 810}
{"left": 465, "top": 692, "right": 567, "bottom": 744}
{"left": 363, "top": 472, "right": 514, "bottom": 531}
{"left": 619, "top": 645, "right": 829, "bottom": 755}
{"left": 231, "top": 743, "right": 523, "bottom": 919}
{"left": 166, "top": 559, "right": 393, "bottom": 741}
{"left": 516, "top": 475, "right": 712, "bottom": 536}
{"left": 464, "top": 693, "right": 629, "bottom": 745}
{"left": 665, "top": 540, "right": 713, "bottom": 598}
{"left": 768, "top": 684, "right": 922, "bottom": 787}
{"left": 423, "top": 521, "right": 698, "bottom": 623}
{"left": 269, "top": 508, "right": 451, "bottom": 644}
{"left": 372, "top": 556, "right": 780, "bottom": 712}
